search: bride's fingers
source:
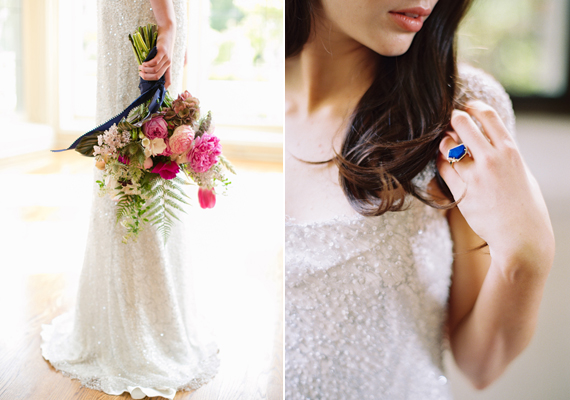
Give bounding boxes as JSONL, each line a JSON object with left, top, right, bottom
{"left": 436, "top": 145, "right": 466, "bottom": 202}
{"left": 445, "top": 129, "right": 460, "bottom": 144}
{"left": 164, "top": 68, "right": 171, "bottom": 89}
{"left": 465, "top": 100, "right": 513, "bottom": 147}
{"left": 141, "top": 52, "right": 164, "bottom": 68}
{"left": 139, "top": 60, "right": 171, "bottom": 81}
{"left": 439, "top": 134, "right": 474, "bottom": 179}
{"left": 139, "top": 57, "right": 170, "bottom": 75}
{"left": 450, "top": 109, "right": 491, "bottom": 157}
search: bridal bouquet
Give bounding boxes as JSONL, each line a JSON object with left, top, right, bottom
{"left": 55, "top": 24, "right": 234, "bottom": 243}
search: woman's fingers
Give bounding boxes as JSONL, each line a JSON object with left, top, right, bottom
{"left": 140, "top": 63, "right": 169, "bottom": 81}
{"left": 437, "top": 154, "right": 466, "bottom": 202}
{"left": 139, "top": 55, "right": 170, "bottom": 73}
{"left": 164, "top": 68, "right": 171, "bottom": 89}
{"left": 139, "top": 56, "right": 171, "bottom": 81}
{"left": 142, "top": 56, "right": 161, "bottom": 68}
{"left": 139, "top": 47, "right": 171, "bottom": 81}
{"left": 439, "top": 133, "right": 474, "bottom": 178}
{"left": 437, "top": 135, "right": 467, "bottom": 200}
{"left": 450, "top": 109, "right": 491, "bottom": 157}
{"left": 465, "top": 100, "right": 513, "bottom": 146}
{"left": 445, "top": 129, "right": 461, "bottom": 144}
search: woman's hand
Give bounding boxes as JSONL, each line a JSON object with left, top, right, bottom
{"left": 139, "top": 0, "right": 177, "bottom": 89}
{"left": 138, "top": 26, "right": 175, "bottom": 88}
{"left": 437, "top": 100, "right": 554, "bottom": 274}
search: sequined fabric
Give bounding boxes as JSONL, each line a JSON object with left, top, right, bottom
{"left": 41, "top": 2, "right": 220, "bottom": 399}
{"left": 285, "top": 65, "right": 516, "bottom": 400}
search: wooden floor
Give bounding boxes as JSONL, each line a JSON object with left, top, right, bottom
{"left": 0, "top": 151, "right": 283, "bottom": 400}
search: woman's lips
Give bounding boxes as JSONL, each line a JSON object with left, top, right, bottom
{"left": 389, "top": 7, "right": 431, "bottom": 33}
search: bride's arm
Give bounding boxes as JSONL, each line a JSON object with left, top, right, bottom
{"left": 439, "top": 102, "right": 555, "bottom": 389}
{"left": 138, "top": 0, "right": 177, "bottom": 88}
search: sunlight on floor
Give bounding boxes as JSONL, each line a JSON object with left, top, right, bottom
{"left": 0, "top": 150, "right": 283, "bottom": 399}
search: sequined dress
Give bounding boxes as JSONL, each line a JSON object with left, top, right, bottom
{"left": 285, "top": 65, "right": 516, "bottom": 400}
{"left": 41, "top": 1, "right": 219, "bottom": 399}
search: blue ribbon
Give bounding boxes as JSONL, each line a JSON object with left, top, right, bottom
{"left": 53, "top": 47, "right": 166, "bottom": 153}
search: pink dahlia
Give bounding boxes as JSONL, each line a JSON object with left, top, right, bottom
{"left": 187, "top": 133, "right": 221, "bottom": 173}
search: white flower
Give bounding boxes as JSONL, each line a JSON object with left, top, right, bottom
{"left": 171, "top": 152, "right": 188, "bottom": 164}
{"left": 105, "top": 175, "right": 122, "bottom": 201}
{"left": 142, "top": 137, "right": 167, "bottom": 157}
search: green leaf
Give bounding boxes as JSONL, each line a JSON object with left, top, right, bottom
{"left": 219, "top": 154, "right": 237, "bottom": 174}
{"left": 165, "top": 207, "right": 181, "bottom": 222}
{"left": 164, "top": 197, "right": 185, "bottom": 212}
{"left": 75, "top": 134, "right": 100, "bottom": 157}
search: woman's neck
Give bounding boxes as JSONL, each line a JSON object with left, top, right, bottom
{"left": 286, "top": 19, "right": 378, "bottom": 116}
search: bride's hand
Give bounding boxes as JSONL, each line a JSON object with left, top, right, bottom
{"left": 436, "top": 101, "right": 554, "bottom": 268}
{"left": 138, "top": 26, "right": 175, "bottom": 88}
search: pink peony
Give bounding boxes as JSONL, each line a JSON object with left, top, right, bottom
{"left": 169, "top": 125, "right": 195, "bottom": 154}
{"left": 187, "top": 133, "right": 222, "bottom": 173}
{"left": 198, "top": 187, "right": 216, "bottom": 209}
{"left": 152, "top": 161, "right": 180, "bottom": 180}
{"left": 143, "top": 116, "right": 168, "bottom": 140}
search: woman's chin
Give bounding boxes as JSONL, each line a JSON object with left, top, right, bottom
{"left": 371, "top": 36, "right": 415, "bottom": 57}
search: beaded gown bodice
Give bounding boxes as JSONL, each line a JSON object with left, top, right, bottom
{"left": 285, "top": 65, "right": 516, "bottom": 400}
{"left": 41, "top": 1, "right": 219, "bottom": 399}
{"left": 286, "top": 200, "right": 453, "bottom": 399}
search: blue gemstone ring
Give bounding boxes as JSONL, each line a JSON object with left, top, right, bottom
{"left": 447, "top": 143, "right": 470, "bottom": 165}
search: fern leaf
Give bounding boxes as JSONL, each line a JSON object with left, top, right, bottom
{"left": 166, "top": 190, "right": 190, "bottom": 205}
{"left": 165, "top": 207, "right": 181, "bottom": 222}
{"left": 164, "top": 197, "right": 185, "bottom": 212}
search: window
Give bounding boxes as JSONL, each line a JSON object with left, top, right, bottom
{"left": 185, "top": 0, "right": 284, "bottom": 130}
{"left": 458, "top": 0, "right": 570, "bottom": 112}
{"left": 0, "top": 0, "right": 23, "bottom": 118}
{"left": 58, "top": 0, "right": 284, "bottom": 134}
{"left": 1, "top": 0, "right": 55, "bottom": 158}
{"left": 58, "top": 0, "right": 97, "bottom": 132}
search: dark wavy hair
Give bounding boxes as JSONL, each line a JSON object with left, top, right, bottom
{"left": 286, "top": 0, "right": 473, "bottom": 215}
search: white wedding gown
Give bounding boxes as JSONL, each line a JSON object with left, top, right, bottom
{"left": 41, "top": 1, "right": 219, "bottom": 398}
{"left": 285, "top": 65, "right": 516, "bottom": 400}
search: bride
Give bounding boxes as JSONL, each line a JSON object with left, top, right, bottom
{"left": 285, "top": 0, "right": 555, "bottom": 399}
{"left": 41, "top": 1, "right": 219, "bottom": 398}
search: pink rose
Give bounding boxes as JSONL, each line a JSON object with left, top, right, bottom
{"left": 187, "top": 133, "right": 222, "bottom": 173}
{"left": 143, "top": 116, "right": 168, "bottom": 140}
{"left": 198, "top": 187, "right": 216, "bottom": 209}
{"left": 152, "top": 161, "right": 180, "bottom": 180}
{"left": 169, "top": 125, "right": 195, "bottom": 154}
